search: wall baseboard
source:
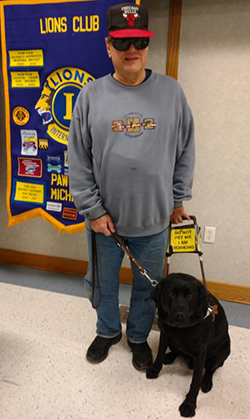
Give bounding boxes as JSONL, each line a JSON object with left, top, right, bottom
{"left": 0, "top": 248, "right": 249, "bottom": 305}
{"left": 0, "top": 247, "right": 88, "bottom": 277}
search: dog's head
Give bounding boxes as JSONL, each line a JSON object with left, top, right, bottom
{"left": 151, "top": 273, "right": 209, "bottom": 328}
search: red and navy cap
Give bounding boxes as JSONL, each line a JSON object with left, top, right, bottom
{"left": 107, "top": 3, "right": 155, "bottom": 38}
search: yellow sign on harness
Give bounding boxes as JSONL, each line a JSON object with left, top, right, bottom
{"left": 170, "top": 228, "right": 196, "bottom": 253}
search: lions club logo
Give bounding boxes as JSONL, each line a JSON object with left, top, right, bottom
{"left": 35, "top": 67, "right": 95, "bottom": 145}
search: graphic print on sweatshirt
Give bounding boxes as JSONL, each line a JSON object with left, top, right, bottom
{"left": 112, "top": 112, "right": 156, "bottom": 138}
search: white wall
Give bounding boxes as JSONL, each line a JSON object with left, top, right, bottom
{"left": 0, "top": 0, "right": 249, "bottom": 287}
{"left": 170, "top": 0, "right": 250, "bottom": 285}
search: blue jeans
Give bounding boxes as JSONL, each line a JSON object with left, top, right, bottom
{"left": 85, "top": 227, "right": 168, "bottom": 343}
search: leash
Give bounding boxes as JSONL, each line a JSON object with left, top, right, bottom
{"left": 90, "top": 230, "right": 157, "bottom": 310}
{"left": 112, "top": 232, "right": 158, "bottom": 287}
{"left": 91, "top": 230, "right": 101, "bottom": 308}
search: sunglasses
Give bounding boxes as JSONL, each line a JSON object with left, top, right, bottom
{"left": 110, "top": 37, "right": 150, "bottom": 51}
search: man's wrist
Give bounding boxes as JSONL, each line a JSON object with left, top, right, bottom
{"left": 88, "top": 212, "right": 107, "bottom": 221}
{"left": 174, "top": 202, "right": 183, "bottom": 209}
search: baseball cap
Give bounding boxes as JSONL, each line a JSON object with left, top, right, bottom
{"left": 107, "top": 3, "right": 155, "bottom": 38}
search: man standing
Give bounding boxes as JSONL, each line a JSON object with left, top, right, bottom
{"left": 68, "top": 2, "right": 195, "bottom": 371}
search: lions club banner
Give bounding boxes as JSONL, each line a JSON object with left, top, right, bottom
{"left": 1, "top": 0, "right": 138, "bottom": 233}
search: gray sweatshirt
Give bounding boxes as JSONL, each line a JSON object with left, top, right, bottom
{"left": 68, "top": 71, "right": 195, "bottom": 237}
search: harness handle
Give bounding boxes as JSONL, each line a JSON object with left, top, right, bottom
{"left": 167, "top": 216, "right": 217, "bottom": 314}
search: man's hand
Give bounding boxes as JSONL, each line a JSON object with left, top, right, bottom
{"left": 90, "top": 214, "right": 115, "bottom": 236}
{"left": 170, "top": 206, "right": 190, "bottom": 224}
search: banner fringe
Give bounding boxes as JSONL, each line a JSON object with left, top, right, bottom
{"left": 8, "top": 209, "right": 85, "bottom": 234}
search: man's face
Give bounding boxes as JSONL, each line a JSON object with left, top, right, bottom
{"left": 106, "top": 38, "right": 148, "bottom": 82}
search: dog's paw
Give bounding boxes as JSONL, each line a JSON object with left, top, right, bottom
{"left": 163, "top": 351, "right": 177, "bottom": 365}
{"left": 146, "top": 366, "right": 159, "bottom": 379}
{"left": 179, "top": 399, "right": 196, "bottom": 417}
{"left": 201, "top": 373, "right": 213, "bottom": 393}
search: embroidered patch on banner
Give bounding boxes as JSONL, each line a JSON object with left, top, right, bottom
{"left": 63, "top": 207, "right": 77, "bottom": 220}
{"left": 12, "top": 179, "right": 46, "bottom": 206}
{"left": 46, "top": 201, "right": 62, "bottom": 212}
{"left": 12, "top": 106, "right": 30, "bottom": 126}
{"left": 39, "top": 139, "right": 49, "bottom": 150}
{"left": 18, "top": 158, "right": 42, "bottom": 178}
{"left": 20, "top": 130, "right": 38, "bottom": 156}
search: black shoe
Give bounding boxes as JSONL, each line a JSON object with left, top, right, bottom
{"left": 86, "top": 333, "right": 122, "bottom": 363}
{"left": 127, "top": 340, "right": 152, "bottom": 371}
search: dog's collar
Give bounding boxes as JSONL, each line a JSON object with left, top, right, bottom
{"left": 190, "top": 304, "right": 218, "bottom": 326}
{"left": 203, "top": 304, "right": 218, "bottom": 321}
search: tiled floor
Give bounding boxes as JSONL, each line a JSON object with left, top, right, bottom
{"left": 0, "top": 280, "right": 249, "bottom": 419}
{"left": 0, "top": 264, "right": 249, "bottom": 329}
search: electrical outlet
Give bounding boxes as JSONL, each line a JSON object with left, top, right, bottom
{"left": 204, "top": 226, "right": 216, "bottom": 243}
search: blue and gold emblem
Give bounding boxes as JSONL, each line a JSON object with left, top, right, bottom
{"left": 35, "top": 67, "right": 95, "bottom": 145}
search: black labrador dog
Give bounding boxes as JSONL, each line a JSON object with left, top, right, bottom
{"left": 146, "top": 273, "right": 230, "bottom": 417}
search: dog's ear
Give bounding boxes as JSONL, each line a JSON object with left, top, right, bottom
{"left": 150, "top": 279, "right": 165, "bottom": 307}
{"left": 196, "top": 283, "right": 209, "bottom": 319}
